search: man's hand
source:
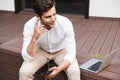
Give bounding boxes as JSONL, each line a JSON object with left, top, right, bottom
{"left": 46, "top": 60, "right": 71, "bottom": 78}
{"left": 45, "top": 66, "right": 61, "bottom": 78}
{"left": 33, "top": 17, "right": 46, "bottom": 40}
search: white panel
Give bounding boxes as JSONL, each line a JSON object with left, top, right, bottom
{"left": 0, "top": 0, "right": 15, "bottom": 11}
{"left": 89, "top": 0, "right": 120, "bottom": 18}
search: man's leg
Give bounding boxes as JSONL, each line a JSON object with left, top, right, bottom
{"left": 65, "top": 59, "right": 81, "bottom": 80}
{"left": 19, "top": 49, "right": 48, "bottom": 80}
{"left": 54, "top": 50, "right": 81, "bottom": 80}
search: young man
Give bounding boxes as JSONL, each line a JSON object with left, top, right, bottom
{"left": 19, "top": 0, "right": 80, "bottom": 80}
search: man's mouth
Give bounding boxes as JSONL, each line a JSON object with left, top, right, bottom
{"left": 50, "top": 22, "right": 54, "bottom": 25}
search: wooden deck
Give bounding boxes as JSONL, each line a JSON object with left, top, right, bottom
{"left": 0, "top": 11, "right": 120, "bottom": 80}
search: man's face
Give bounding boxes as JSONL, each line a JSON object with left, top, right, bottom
{"left": 41, "top": 5, "right": 56, "bottom": 28}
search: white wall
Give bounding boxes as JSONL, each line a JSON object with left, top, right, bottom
{"left": 0, "top": 0, "right": 15, "bottom": 11}
{"left": 89, "top": 0, "right": 120, "bottom": 18}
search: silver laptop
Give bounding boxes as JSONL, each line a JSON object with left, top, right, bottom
{"left": 79, "top": 48, "right": 119, "bottom": 73}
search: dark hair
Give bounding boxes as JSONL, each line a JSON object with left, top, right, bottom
{"left": 33, "top": 0, "right": 56, "bottom": 17}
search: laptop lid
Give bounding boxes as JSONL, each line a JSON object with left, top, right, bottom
{"left": 97, "top": 48, "right": 119, "bottom": 72}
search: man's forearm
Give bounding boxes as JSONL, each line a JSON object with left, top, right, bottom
{"left": 27, "top": 36, "right": 37, "bottom": 57}
{"left": 57, "top": 60, "right": 71, "bottom": 72}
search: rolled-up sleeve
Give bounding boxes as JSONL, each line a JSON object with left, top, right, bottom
{"left": 64, "top": 20, "right": 76, "bottom": 64}
{"left": 21, "top": 23, "right": 33, "bottom": 62}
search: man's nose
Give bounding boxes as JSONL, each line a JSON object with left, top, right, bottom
{"left": 51, "top": 16, "right": 55, "bottom": 21}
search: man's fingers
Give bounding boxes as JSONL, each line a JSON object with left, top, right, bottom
{"left": 49, "top": 66, "right": 57, "bottom": 71}
{"left": 38, "top": 28, "right": 46, "bottom": 33}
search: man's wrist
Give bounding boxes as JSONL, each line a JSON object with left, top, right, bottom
{"left": 57, "top": 66, "right": 62, "bottom": 72}
{"left": 32, "top": 35, "right": 38, "bottom": 42}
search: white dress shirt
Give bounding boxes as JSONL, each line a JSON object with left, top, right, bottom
{"left": 22, "top": 14, "right": 76, "bottom": 63}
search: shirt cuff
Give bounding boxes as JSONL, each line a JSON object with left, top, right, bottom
{"left": 64, "top": 55, "right": 75, "bottom": 64}
{"left": 22, "top": 50, "right": 33, "bottom": 62}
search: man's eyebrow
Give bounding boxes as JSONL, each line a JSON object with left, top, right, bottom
{"left": 44, "top": 13, "right": 56, "bottom": 18}
{"left": 45, "top": 15, "right": 51, "bottom": 18}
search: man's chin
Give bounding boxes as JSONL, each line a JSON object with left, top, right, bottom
{"left": 50, "top": 22, "right": 56, "bottom": 28}
{"left": 45, "top": 25, "right": 55, "bottom": 30}
{"left": 50, "top": 25, "right": 55, "bottom": 28}
{"left": 51, "top": 26, "right": 55, "bottom": 28}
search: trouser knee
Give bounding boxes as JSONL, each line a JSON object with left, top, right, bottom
{"left": 19, "top": 67, "right": 34, "bottom": 80}
{"left": 66, "top": 68, "right": 81, "bottom": 80}
{"left": 69, "top": 68, "right": 80, "bottom": 75}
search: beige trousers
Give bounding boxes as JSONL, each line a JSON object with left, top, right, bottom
{"left": 19, "top": 48, "right": 81, "bottom": 80}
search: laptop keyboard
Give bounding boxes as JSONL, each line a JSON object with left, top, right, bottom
{"left": 87, "top": 61, "right": 102, "bottom": 72}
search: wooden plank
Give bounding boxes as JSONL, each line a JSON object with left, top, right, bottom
{"left": 0, "top": 72, "right": 18, "bottom": 80}
{"left": 88, "top": 21, "right": 113, "bottom": 56}
{"left": 80, "top": 20, "right": 105, "bottom": 53}
{"left": 0, "top": 12, "right": 32, "bottom": 28}
{"left": 0, "top": 61, "right": 19, "bottom": 76}
{"left": 76, "top": 20, "right": 93, "bottom": 42}
{"left": 75, "top": 20, "right": 92, "bottom": 53}
{"left": 0, "top": 49, "right": 23, "bottom": 67}
{"left": 0, "top": 11, "right": 14, "bottom": 19}
{"left": 75, "top": 20, "right": 92, "bottom": 42}
{"left": 100, "top": 21, "right": 119, "bottom": 56}
{"left": 98, "top": 70, "right": 120, "bottom": 80}
{"left": 81, "top": 69, "right": 112, "bottom": 80}
{"left": 0, "top": 17, "right": 29, "bottom": 43}
{"left": 112, "top": 21, "right": 120, "bottom": 52}
{"left": 77, "top": 20, "right": 98, "bottom": 52}
{"left": 74, "top": 19, "right": 87, "bottom": 36}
